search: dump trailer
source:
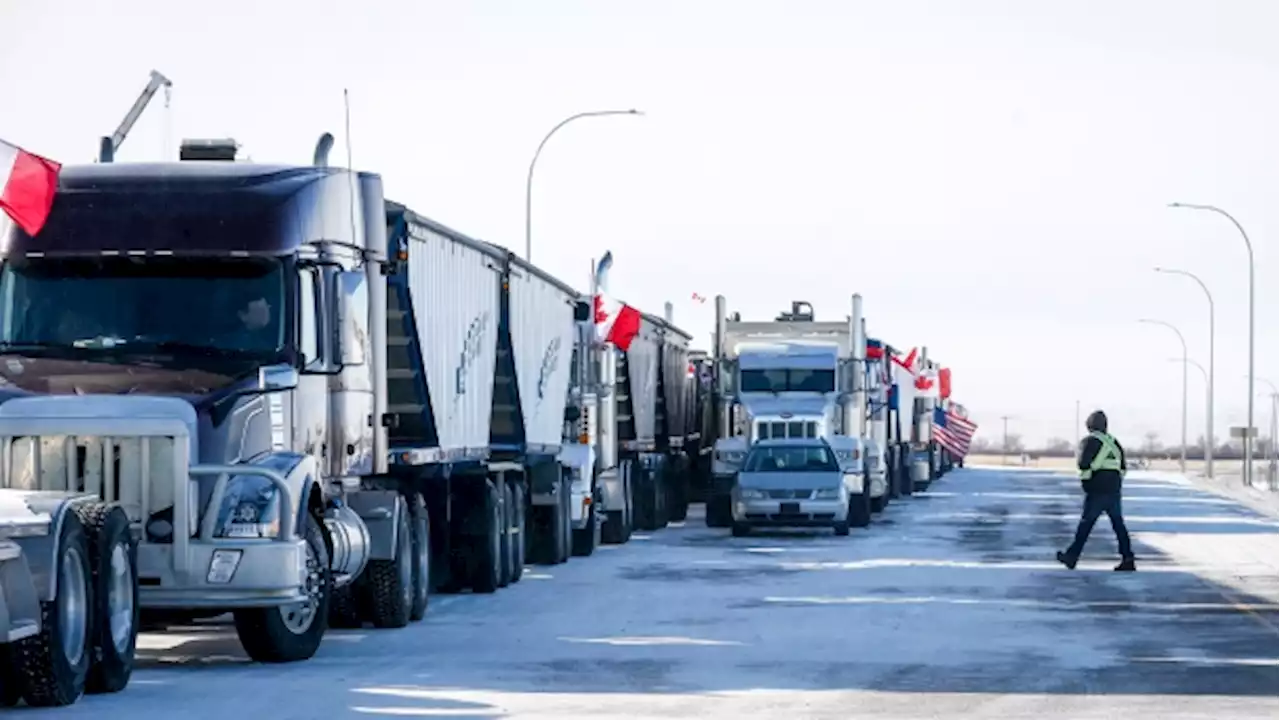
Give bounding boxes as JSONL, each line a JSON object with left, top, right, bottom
{"left": 652, "top": 306, "right": 695, "bottom": 523}
{"left": 0, "top": 492, "right": 140, "bottom": 707}
{"left": 704, "top": 296, "right": 872, "bottom": 529}
{"left": 0, "top": 135, "right": 635, "bottom": 667}
{"left": 684, "top": 350, "right": 717, "bottom": 506}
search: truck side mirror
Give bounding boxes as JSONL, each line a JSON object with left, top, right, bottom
{"left": 573, "top": 300, "right": 590, "bottom": 322}
{"left": 258, "top": 364, "right": 300, "bottom": 392}
{"left": 333, "top": 270, "right": 368, "bottom": 366}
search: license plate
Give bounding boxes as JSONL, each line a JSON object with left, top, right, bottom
{"left": 780, "top": 502, "right": 801, "bottom": 514}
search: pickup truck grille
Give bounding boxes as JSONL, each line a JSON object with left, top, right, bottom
{"left": 0, "top": 434, "right": 194, "bottom": 542}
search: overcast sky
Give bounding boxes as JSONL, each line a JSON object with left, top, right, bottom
{"left": 1, "top": 0, "right": 1276, "bottom": 445}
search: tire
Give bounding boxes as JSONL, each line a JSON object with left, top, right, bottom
{"left": 705, "top": 493, "right": 732, "bottom": 528}
{"left": 652, "top": 464, "right": 669, "bottom": 530}
{"left": 14, "top": 509, "right": 93, "bottom": 707}
{"left": 669, "top": 457, "right": 690, "bottom": 522}
{"left": 328, "top": 584, "right": 363, "bottom": 629}
{"left": 601, "top": 509, "right": 631, "bottom": 545}
{"left": 572, "top": 498, "right": 600, "bottom": 557}
{"left": 469, "top": 482, "right": 502, "bottom": 594}
{"left": 406, "top": 491, "right": 431, "bottom": 622}
{"left": 871, "top": 493, "right": 886, "bottom": 514}
{"left": 498, "top": 484, "right": 515, "bottom": 588}
{"left": 833, "top": 518, "right": 851, "bottom": 537}
{"left": 731, "top": 521, "right": 750, "bottom": 538}
{"left": 558, "top": 476, "right": 574, "bottom": 563}
{"left": 898, "top": 451, "right": 914, "bottom": 498}
{"left": 0, "top": 647, "right": 20, "bottom": 706}
{"left": 360, "top": 500, "right": 413, "bottom": 629}
{"left": 234, "top": 513, "right": 331, "bottom": 663}
{"left": 76, "top": 503, "right": 138, "bottom": 695}
{"left": 849, "top": 492, "right": 872, "bottom": 529}
{"left": 509, "top": 483, "right": 526, "bottom": 584}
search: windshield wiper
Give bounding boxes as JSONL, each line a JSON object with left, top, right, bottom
{"left": 127, "top": 340, "right": 262, "bottom": 358}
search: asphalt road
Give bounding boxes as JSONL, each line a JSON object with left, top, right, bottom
{"left": 24, "top": 466, "right": 1280, "bottom": 719}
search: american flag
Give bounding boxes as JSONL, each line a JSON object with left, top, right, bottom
{"left": 933, "top": 405, "right": 978, "bottom": 458}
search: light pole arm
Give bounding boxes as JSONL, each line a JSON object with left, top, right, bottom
{"left": 524, "top": 109, "right": 641, "bottom": 262}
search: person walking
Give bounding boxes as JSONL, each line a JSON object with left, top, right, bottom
{"left": 1057, "top": 410, "right": 1136, "bottom": 572}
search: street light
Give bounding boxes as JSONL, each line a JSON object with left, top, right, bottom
{"left": 1250, "top": 377, "right": 1279, "bottom": 489}
{"left": 1168, "top": 202, "right": 1255, "bottom": 487}
{"left": 1154, "top": 266, "right": 1216, "bottom": 478}
{"left": 525, "top": 109, "right": 644, "bottom": 262}
{"left": 1170, "top": 357, "right": 1209, "bottom": 471}
{"left": 1140, "top": 318, "right": 1187, "bottom": 474}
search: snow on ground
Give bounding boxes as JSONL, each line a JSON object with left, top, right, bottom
{"left": 17, "top": 467, "right": 1279, "bottom": 719}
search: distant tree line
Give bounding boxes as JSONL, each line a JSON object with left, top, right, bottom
{"left": 969, "top": 434, "right": 1276, "bottom": 460}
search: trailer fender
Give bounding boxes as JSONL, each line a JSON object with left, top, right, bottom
{"left": 344, "top": 491, "right": 404, "bottom": 561}
{"left": 597, "top": 466, "right": 625, "bottom": 512}
{"left": 0, "top": 492, "right": 82, "bottom": 603}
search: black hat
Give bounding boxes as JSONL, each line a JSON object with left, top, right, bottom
{"left": 1086, "top": 410, "right": 1108, "bottom": 433}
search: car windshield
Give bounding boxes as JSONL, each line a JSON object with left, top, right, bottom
{"left": 743, "top": 445, "right": 840, "bottom": 473}
{"left": 0, "top": 256, "right": 287, "bottom": 356}
{"left": 740, "top": 368, "right": 835, "bottom": 392}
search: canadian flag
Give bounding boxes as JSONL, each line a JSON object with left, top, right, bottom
{"left": 594, "top": 293, "right": 642, "bottom": 351}
{"left": 0, "top": 139, "right": 60, "bottom": 236}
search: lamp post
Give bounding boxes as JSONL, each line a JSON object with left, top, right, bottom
{"left": 1252, "top": 377, "right": 1279, "bottom": 490}
{"left": 1140, "top": 319, "right": 1187, "bottom": 474}
{"left": 525, "top": 109, "right": 644, "bottom": 262}
{"left": 1170, "top": 357, "right": 1209, "bottom": 473}
{"left": 1155, "top": 266, "right": 1215, "bottom": 478}
{"left": 1168, "top": 202, "right": 1255, "bottom": 487}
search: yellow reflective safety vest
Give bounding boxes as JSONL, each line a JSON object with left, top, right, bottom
{"left": 1080, "top": 430, "right": 1123, "bottom": 480}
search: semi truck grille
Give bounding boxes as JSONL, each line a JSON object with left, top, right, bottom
{"left": 0, "top": 434, "right": 196, "bottom": 542}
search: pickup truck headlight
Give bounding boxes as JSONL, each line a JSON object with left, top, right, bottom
{"left": 213, "top": 474, "right": 283, "bottom": 539}
{"left": 715, "top": 450, "right": 745, "bottom": 464}
{"left": 813, "top": 487, "right": 842, "bottom": 500}
{"left": 739, "top": 488, "right": 768, "bottom": 500}
{"left": 843, "top": 471, "right": 865, "bottom": 495}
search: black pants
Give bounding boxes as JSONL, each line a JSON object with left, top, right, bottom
{"left": 1065, "top": 492, "right": 1133, "bottom": 560}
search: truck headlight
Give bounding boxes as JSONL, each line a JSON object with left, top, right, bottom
{"left": 843, "top": 472, "right": 865, "bottom": 495}
{"left": 739, "top": 488, "right": 767, "bottom": 500}
{"left": 213, "top": 475, "right": 283, "bottom": 539}
{"left": 814, "top": 487, "right": 841, "bottom": 500}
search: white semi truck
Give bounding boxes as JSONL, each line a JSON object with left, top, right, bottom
{"left": 0, "top": 135, "right": 693, "bottom": 666}
{"left": 704, "top": 296, "right": 878, "bottom": 529}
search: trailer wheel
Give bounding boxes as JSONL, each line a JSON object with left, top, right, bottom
{"left": 469, "top": 482, "right": 503, "bottom": 594}
{"left": 75, "top": 503, "right": 138, "bottom": 695}
{"left": 669, "top": 456, "right": 690, "bottom": 522}
{"left": 498, "top": 484, "right": 515, "bottom": 588}
{"left": 15, "top": 509, "right": 92, "bottom": 707}
{"left": 234, "top": 513, "right": 331, "bottom": 663}
{"left": 870, "top": 493, "right": 886, "bottom": 514}
{"left": 731, "top": 521, "right": 750, "bottom": 538}
{"left": 849, "top": 492, "right": 872, "bottom": 529}
{"left": 404, "top": 492, "right": 431, "bottom": 622}
{"left": 509, "top": 483, "right": 525, "bottom": 584}
{"left": 361, "top": 501, "right": 413, "bottom": 629}
{"left": 652, "top": 463, "right": 669, "bottom": 530}
{"left": 898, "top": 450, "right": 914, "bottom": 497}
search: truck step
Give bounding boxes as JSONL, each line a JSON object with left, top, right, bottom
{"left": 388, "top": 403, "right": 425, "bottom": 414}
{"left": 4, "top": 619, "right": 38, "bottom": 643}
{"left": 387, "top": 369, "right": 418, "bottom": 380}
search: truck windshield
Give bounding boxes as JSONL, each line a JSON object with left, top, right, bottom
{"left": 743, "top": 445, "right": 839, "bottom": 473}
{"left": 740, "top": 368, "right": 835, "bottom": 393}
{"left": 0, "top": 256, "right": 287, "bottom": 357}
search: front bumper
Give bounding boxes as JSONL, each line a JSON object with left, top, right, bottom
{"left": 138, "top": 539, "right": 309, "bottom": 609}
{"left": 733, "top": 497, "right": 847, "bottom": 526}
{"left": 869, "top": 471, "right": 887, "bottom": 498}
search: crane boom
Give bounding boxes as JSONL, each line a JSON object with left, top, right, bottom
{"left": 98, "top": 69, "right": 173, "bottom": 163}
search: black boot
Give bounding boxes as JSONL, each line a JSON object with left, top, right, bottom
{"left": 1056, "top": 550, "right": 1078, "bottom": 570}
{"left": 1114, "top": 556, "right": 1136, "bottom": 572}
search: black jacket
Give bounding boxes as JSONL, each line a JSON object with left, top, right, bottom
{"left": 1077, "top": 434, "right": 1126, "bottom": 495}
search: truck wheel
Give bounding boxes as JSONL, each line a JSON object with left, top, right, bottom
{"left": 705, "top": 494, "right": 732, "bottom": 528}
{"left": 14, "top": 509, "right": 92, "bottom": 707}
{"left": 849, "top": 492, "right": 872, "bottom": 528}
{"left": 898, "top": 453, "right": 914, "bottom": 497}
{"left": 731, "top": 521, "right": 750, "bottom": 537}
{"left": 633, "top": 467, "right": 653, "bottom": 531}
{"left": 669, "top": 458, "right": 690, "bottom": 522}
{"left": 833, "top": 517, "right": 851, "bottom": 536}
{"left": 234, "top": 513, "right": 331, "bottom": 663}
{"left": 469, "top": 482, "right": 502, "bottom": 594}
{"left": 75, "top": 503, "right": 138, "bottom": 695}
{"left": 652, "top": 464, "right": 669, "bottom": 530}
{"left": 0, "top": 647, "right": 20, "bottom": 706}
{"left": 871, "top": 494, "right": 886, "bottom": 514}
{"left": 498, "top": 484, "right": 515, "bottom": 588}
{"left": 328, "top": 584, "right": 363, "bottom": 628}
{"left": 361, "top": 501, "right": 413, "bottom": 629}
{"left": 406, "top": 491, "right": 431, "bottom": 622}
{"left": 509, "top": 483, "right": 525, "bottom": 584}
{"left": 558, "top": 476, "right": 573, "bottom": 563}
{"left": 572, "top": 499, "right": 600, "bottom": 557}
